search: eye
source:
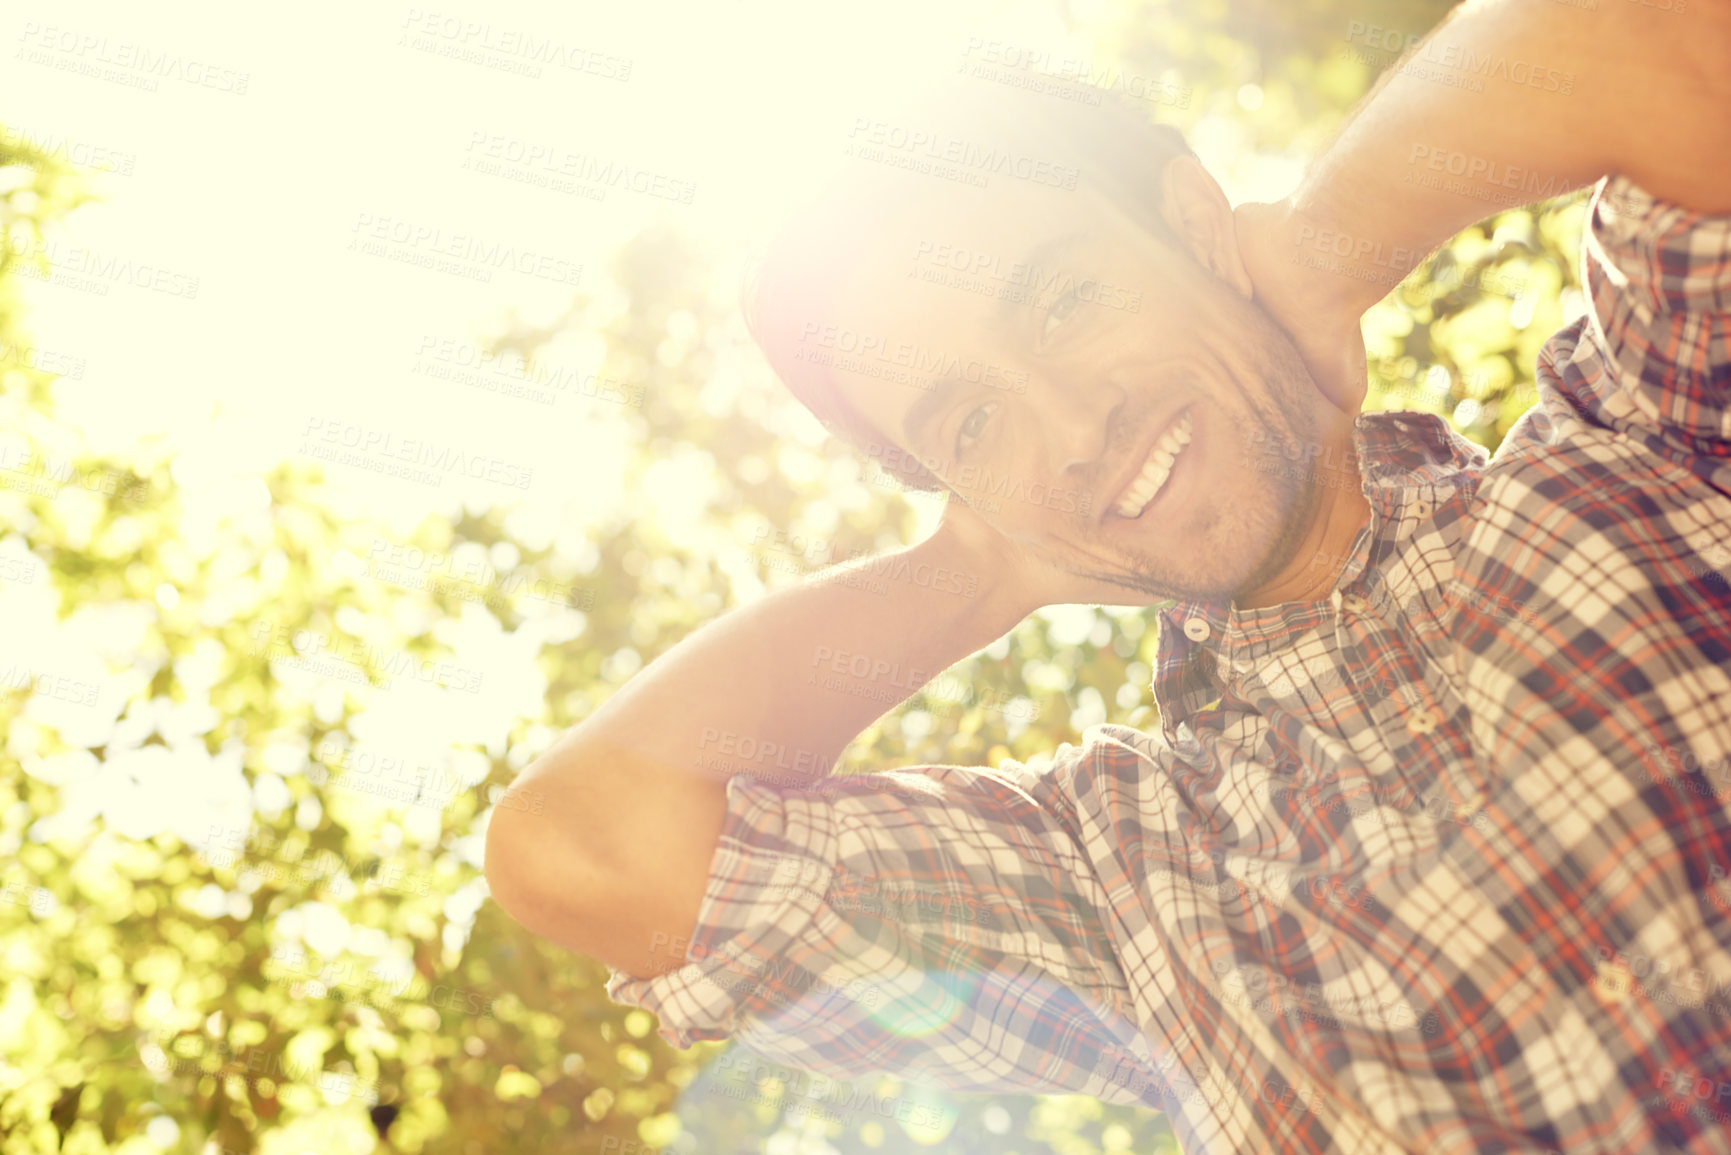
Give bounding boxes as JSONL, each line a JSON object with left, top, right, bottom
{"left": 954, "top": 402, "right": 999, "bottom": 459}
{"left": 1040, "top": 286, "right": 1080, "bottom": 346}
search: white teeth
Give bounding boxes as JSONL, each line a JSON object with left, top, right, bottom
{"left": 1113, "top": 410, "right": 1194, "bottom": 519}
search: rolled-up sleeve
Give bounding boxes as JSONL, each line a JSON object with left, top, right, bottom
{"left": 604, "top": 759, "right": 1160, "bottom": 1103}
{"left": 1579, "top": 174, "right": 1731, "bottom": 452}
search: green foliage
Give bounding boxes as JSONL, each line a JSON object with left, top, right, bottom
{"left": 1, "top": 134, "right": 719, "bottom": 1154}
{"left": 1, "top": 3, "right": 1586, "bottom": 1152}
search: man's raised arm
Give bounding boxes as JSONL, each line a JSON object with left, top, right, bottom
{"left": 1234, "top": 0, "right": 1731, "bottom": 400}
{"left": 482, "top": 490, "right": 1138, "bottom": 979}
{"left": 482, "top": 512, "right": 1036, "bottom": 977}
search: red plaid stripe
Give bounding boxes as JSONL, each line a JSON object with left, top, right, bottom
{"left": 607, "top": 176, "right": 1731, "bottom": 1154}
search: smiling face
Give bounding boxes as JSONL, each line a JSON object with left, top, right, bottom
{"left": 811, "top": 162, "right": 1354, "bottom": 605}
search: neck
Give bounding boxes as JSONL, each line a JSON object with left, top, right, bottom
{"left": 1233, "top": 430, "right": 1372, "bottom": 610}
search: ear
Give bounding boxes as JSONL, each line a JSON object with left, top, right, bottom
{"left": 1158, "top": 156, "right": 1254, "bottom": 299}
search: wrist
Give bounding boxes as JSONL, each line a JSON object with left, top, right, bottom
{"left": 1278, "top": 197, "right": 1398, "bottom": 313}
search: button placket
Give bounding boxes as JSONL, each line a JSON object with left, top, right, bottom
{"left": 1405, "top": 708, "right": 1441, "bottom": 737}
{"left": 1593, "top": 959, "right": 1635, "bottom": 1005}
{"left": 1453, "top": 789, "right": 1486, "bottom": 821}
{"left": 1333, "top": 579, "right": 1453, "bottom": 756}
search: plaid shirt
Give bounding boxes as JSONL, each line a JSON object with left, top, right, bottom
{"left": 607, "top": 175, "right": 1731, "bottom": 1154}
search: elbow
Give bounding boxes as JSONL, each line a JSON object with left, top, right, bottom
{"left": 483, "top": 786, "right": 579, "bottom": 944}
{"left": 481, "top": 751, "right": 724, "bottom": 974}
{"left": 481, "top": 768, "right": 616, "bottom": 954}
{"left": 482, "top": 800, "right": 540, "bottom": 928}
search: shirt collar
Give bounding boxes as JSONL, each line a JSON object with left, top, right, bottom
{"left": 1149, "top": 410, "right": 1487, "bottom": 747}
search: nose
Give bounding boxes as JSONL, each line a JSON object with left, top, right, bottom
{"left": 1042, "top": 377, "right": 1126, "bottom": 475}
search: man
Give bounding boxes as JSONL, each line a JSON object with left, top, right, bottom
{"left": 486, "top": 0, "right": 1731, "bottom": 1150}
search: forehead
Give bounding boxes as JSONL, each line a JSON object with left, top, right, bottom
{"left": 818, "top": 178, "right": 1134, "bottom": 434}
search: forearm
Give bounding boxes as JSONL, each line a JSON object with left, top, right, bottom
{"left": 488, "top": 525, "right": 1029, "bottom": 971}
{"left": 550, "top": 527, "right": 1027, "bottom": 796}
{"left": 1289, "top": 0, "right": 1731, "bottom": 314}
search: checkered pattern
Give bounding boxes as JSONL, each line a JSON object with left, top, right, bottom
{"left": 606, "top": 176, "right": 1731, "bottom": 1153}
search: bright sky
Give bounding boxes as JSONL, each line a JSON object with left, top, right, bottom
{"left": 1, "top": 0, "right": 1302, "bottom": 866}
{"left": 2, "top": 9, "right": 1309, "bottom": 1144}
{"left": 2, "top": 0, "right": 1297, "bottom": 533}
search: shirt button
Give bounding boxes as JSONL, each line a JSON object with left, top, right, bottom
{"left": 1183, "top": 618, "right": 1211, "bottom": 643}
{"left": 1340, "top": 593, "right": 1370, "bottom": 613}
{"left": 1593, "top": 960, "right": 1634, "bottom": 1004}
{"left": 1406, "top": 709, "right": 1440, "bottom": 737}
{"left": 1454, "top": 790, "right": 1485, "bottom": 821}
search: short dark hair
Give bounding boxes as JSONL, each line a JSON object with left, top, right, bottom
{"left": 741, "top": 75, "right": 1196, "bottom": 493}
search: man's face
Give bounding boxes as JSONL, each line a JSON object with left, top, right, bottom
{"left": 822, "top": 172, "right": 1340, "bottom": 603}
